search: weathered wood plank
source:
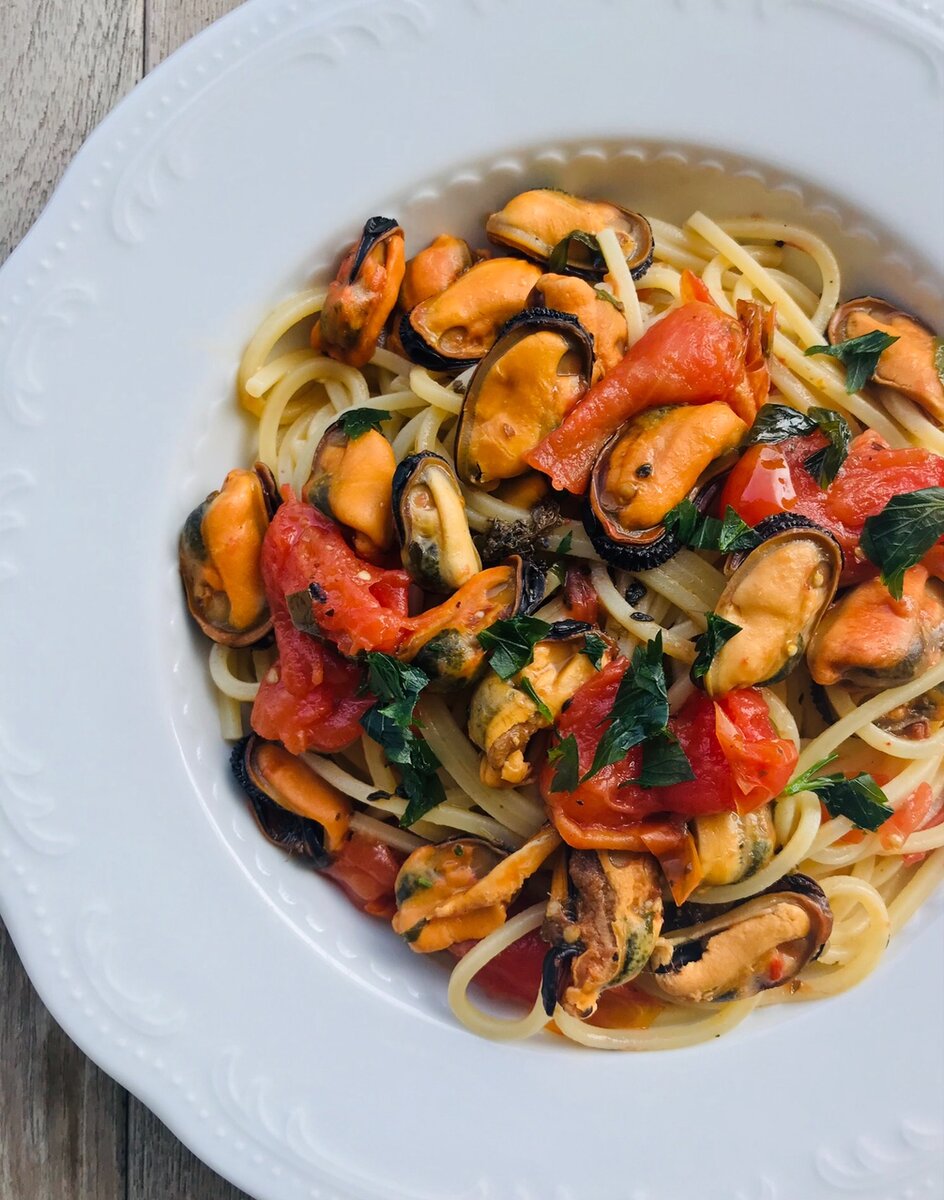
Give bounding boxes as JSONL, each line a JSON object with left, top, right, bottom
{"left": 145, "top": 0, "right": 243, "bottom": 71}
{"left": 0, "top": 0, "right": 144, "bottom": 263}
{"left": 127, "top": 1100, "right": 251, "bottom": 1200}
{"left": 0, "top": 923, "right": 129, "bottom": 1200}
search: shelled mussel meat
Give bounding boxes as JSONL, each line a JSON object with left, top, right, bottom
{"left": 313, "top": 216, "right": 405, "bottom": 368}
{"left": 398, "top": 556, "right": 545, "bottom": 689}
{"left": 828, "top": 297, "right": 944, "bottom": 424}
{"left": 585, "top": 402, "right": 747, "bottom": 571}
{"left": 647, "top": 874, "right": 832, "bottom": 1003}
{"left": 230, "top": 735, "right": 352, "bottom": 868}
{"left": 455, "top": 308, "right": 594, "bottom": 487}
{"left": 393, "top": 838, "right": 506, "bottom": 951}
{"left": 179, "top": 464, "right": 278, "bottom": 646}
{"left": 527, "top": 273, "right": 628, "bottom": 380}
{"left": 486, "top": 188, "right": 653, "bottom": 281}
{"left": 468, "top": 621, "right": 615, "bottom": 787}
{"left": 392, "top": 451, "right": 481, "bottom": 592}
{"left": 693, "top": 806, "right": 776, "bottom": 887}
{"left": 704, "top": 514, "right": 842, "bottom": 696}
{"left": 543, "top": 849, "right": 664, "bottom": 1018}
{"left": 303, "top": 415, "right": 396, "bottom": 560}
{"left": 399, "top": 257, "right": 542, "bottom": 371}
{"left": 399, "top": 234, "right": 474, "bottom": 312}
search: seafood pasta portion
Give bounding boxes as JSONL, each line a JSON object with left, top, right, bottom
{"left": 180, "top": 188, "right": 944, "bottom": 1049}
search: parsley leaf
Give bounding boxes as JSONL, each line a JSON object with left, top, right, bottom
{"left": 784, "top": 754, "right": 892, "bottom": 831}
{"left": 595, "top": 286, "right": 625, "bottom": 312}
{"left": 547, "top": 735, "right": 580, "bottom": 793}
{"left": 580, "top": 631, "right": 609, "bottom": 671}
{"left": 478, "top": 616, "right": 552, "bottom": 680}
{"left": 691, "top": 612, "right": 742, "bottom": 683}
{"left": 805, "top": 330, "right": 899, "bottom": 394}
{"left": 663, "top": 501, "right": 760, "bottom": 554}
{"left": 860, "top": 487, "right": 944, "bottom": 601}
{"left": 518, "top": 677, "right": 552, "bottom": 722}
{"left": 747, "top": 403, "right": 851, "bottom": 487}
{"left": 358, "top": 652, "right": 443, "bottom": 827}
{"left": 548, "top": 229, "right": 605, "bottom": 275}
{"left": 335, "top": 407, "right": 391, "bottom": 439}
{"left": 582, "top": 633, "right": 669, "bottom": 782}
{"left": 624, "top": 730, "right": 695, "bottom": 788}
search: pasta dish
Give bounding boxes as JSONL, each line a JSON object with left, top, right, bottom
{"left": 179, "top": 187, "right": 944, "bottom": 1049}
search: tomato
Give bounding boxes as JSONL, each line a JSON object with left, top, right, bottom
{"left": 526, "top": 288, "right": 772, "bottom": 494}
{"left": 721, "top": 431, "right": 944, "bottom": 583}
{"left": 452, "top": 928, "right": 547, "bottom": 1007}
{"left": 324, "top": 832, "right": 403, "bottom": 918}
{"left": 878, "top": 782, "right": 937, "bottom": 851}
{"left": 263, "top": 497, "right": 412, "bottom": 657}
{"left": 541, "top": 660, "right": 796, "bottom": 846}
{"left": 563, "top": 565, "right": 600, "bottom": 624}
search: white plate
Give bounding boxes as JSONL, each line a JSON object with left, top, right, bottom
{"left": 2, "top": 1, "right": 944, "bottom": 1197}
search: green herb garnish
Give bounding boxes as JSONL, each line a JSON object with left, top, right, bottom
{"left": 478, "top": 616, "right": 552, "bottom": 680}
{"left": 518, "top": 677, "right": 553, "bottom": 722}
{"left": 548, "top": 229, "right": 605, "bottom": 275}
{"left": 594, "top": 286, "right": 624, "bottom": 312}
{"left": 804, "top": 330, "right": 899, "bottom": 395}
{"left": 547, "top": 735, "right": 580, "bottom": 793}
{"left": 860, "top": 487, "right": 944, "bottom": 600}
{"left": 747, "top": 402, "right": 851, "bottom": 487}
{"left": 555, "top": 530, "right": 574, "bottom": 556}
{"left": 336, "top": 407, "right": 391, "bottom": 439}
{"left": 784, "top": 753, "right": 892, "bottom": 831}
{"left": 580, "top": 631, "right": 609, "bottom": 671}
{"left": 691, "top": 612, "right": 742, "bottom": 684}
{"left": 663, "top": 501, "right": 760, "bottom": 554}
{"left": 582, "top": 633, "right": 669, "bottom": 782}
{"left": 624, "top": 730, "right": 695, "bottom": 788}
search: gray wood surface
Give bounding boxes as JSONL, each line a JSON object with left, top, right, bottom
{"left": 1, "top": 4, "right": 248, "bottom": 1195}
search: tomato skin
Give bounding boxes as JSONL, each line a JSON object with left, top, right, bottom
{"left": 563, "top": 565, "right": 600, "bottom": 624}
{"left": 451, "top": 929, "right": 547, "bottom": 1007}
{"left": 325, "top": 833, "right": 403, "bottom": 918}
{"left": 541, "top": 661, "right": 794, "bottom": 844}
{"left": 722, "top": 431, "right": 944, "bottom": 583}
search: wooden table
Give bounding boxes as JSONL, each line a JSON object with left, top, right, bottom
{"left": 1, "top": 5, "right": 252, "bottom": 1194}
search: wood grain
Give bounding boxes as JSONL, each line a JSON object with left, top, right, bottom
{"left": 2, "top": 0, "right": 251, "bottom": 1195}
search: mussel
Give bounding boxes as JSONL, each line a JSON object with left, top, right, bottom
{"left": 468, "top": 622, "right": 615, "bottom": 787}
{"left": 179, "top": 464, "right": 278, "bottom": 646}
{"left": 807, "top": 565, "right": 944, "bottom": 689}
{"left": 312, "top": 216, "right": 405, "bottom": 368}
{"left": 392, "top": 837, "right": 506, "bottom": 951}
{"left": 693, "top": 806, "right": 776, "bottom": 887}
{"left": 302, "top": 415, "right": 396, "bottom": 560}
{"left": 399, "top": 257, "right": 542, "bottom": 371}
{"left": 828, "top": 297, "right": 944, "bottom": 424}
{"left": 454, "top": 308, "right": 594, "bottom": 487}
{"left": 398, "top": 556, "right": 545, "bottom": 690}
{"left": 585, "top": 402, "right": 747, "bottom": 571}
{"left": 647, "top": 874, "right": 833, "bottom": 1003}
{"left": 392, "top": 451, "right": 481, "bottom": 592}
{"left": 544, "top": 850, "right": 663, "bottom": 1018}
{"left": 527, "top": 273, "right": 628, "bottom": 380}
{"left": 230, "top": 735, "right": 352, "bottom": 868}
{"left": 704, "top": 514, "right": 842, "bottom": 696}
{"left": 486, "top": 188, "right": 654, "bottom": 281}
{"left": 399, "top": 234, "right": 474, "bottom": 312}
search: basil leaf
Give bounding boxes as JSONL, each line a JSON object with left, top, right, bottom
{"left": 519, "top": 677, "right": 552, "bottom": 722}
{"left": 582, "top": 633, "right": 669, "bottom": 782}
{"left": 624, "top": 730, "right": 695, "bottom": 788}
{"left": 547, "top": 735, "right": 580, "bottom": 793}
{"left": 783, "top": 755, "right": 891, "bottom": 831}
{"left": 580, "top": 631, "right": 609, "bottom": 671}
{"left": 335, "top": 407, "right": 391, "bottom": 439}
{"left": 803, "top": 406, "right": 852, "bottom": 488}
{"left": 718, "top": 506, "right": 760, "bottom": 553}
{"left": 860, "top": 487, "right": 944, "bottom": 600}
{"left": 398, "top": 759, "right": 447, "bottom": 828}
{"left": 783, "top": 753, "right": 840, "bottom": 796}
{"left": 478, "top": 616, "right": 552, "bottom": 680}
{"left": 363, "top": 652, "right": 429, "bottom": 727}
{"left": 555, "top": 530, "right": 573, "bottom": 556}
{"left": 691, "top": 612, "right": 742, "bottom": 683}
{"left": 663, "top": 500, "right": 759, "bottom": 554}
{"left": 805, "top": 330, "right": 899, "bottom": 395}
{"left": 548, "top": 229, "right": 605, "bottom": 275}
{"left": 595, "top": 286, "right": 624, "bottom": 312}
{"left": 662, "top": 498, "right": 704, "bottom": 544}
{"left": 747, "top": 403, "right": 817, "bottom": 445}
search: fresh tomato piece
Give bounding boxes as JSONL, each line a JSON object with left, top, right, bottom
{"left": 451, "top": 928, "right": 547, "bottom": 1008}
{"left": 563, "top": 565, "right": 600, "bottom": 624}
{"left": 324, "top": 832, "right": 403, "bottom": 918}
{"left": 719, "top": 443, "right": 798, "bottom": 526}
{"left": 540, "top": 661, "right": 794, "bottom": 845}
{"left": 878, "top": 782, "right": 937, "bottom": 851}
{"left": 526, "top": 291, "right": 771, "bottom": 494}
